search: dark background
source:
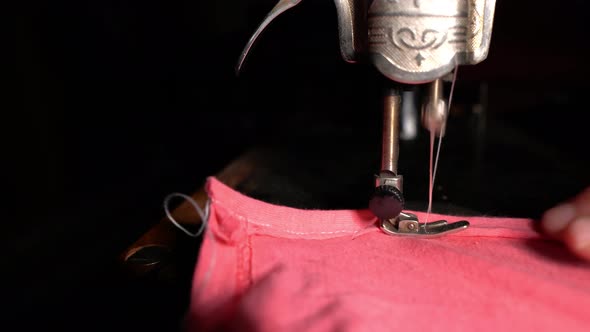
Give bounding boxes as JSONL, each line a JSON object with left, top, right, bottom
{"left": 8, "top": 0, "right": 590, "bottom": 330}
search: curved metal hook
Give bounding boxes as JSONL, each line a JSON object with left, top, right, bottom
{"left": 235, "top": 0, "right": 304, "bottom": 75}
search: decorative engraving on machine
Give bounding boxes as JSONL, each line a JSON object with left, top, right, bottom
{"left": 367, "top": 0, "right": 488, "bottom": 81}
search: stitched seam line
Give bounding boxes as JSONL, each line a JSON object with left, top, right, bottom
{"left": 212, "top": 197, "right": 359, "bottom": 236}
{"left": 210, "top": 197, "right": 542, "bottom": 240}
{"left": 247, "top": 233, "right": 253, "bottom": 287}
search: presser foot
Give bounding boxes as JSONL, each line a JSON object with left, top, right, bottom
{"left": 380, "top": 212, "right": 469, "bottom": 238}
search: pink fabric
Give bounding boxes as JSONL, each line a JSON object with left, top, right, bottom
{"left": 186, "top": 177, "right": 590, "bottom": 332}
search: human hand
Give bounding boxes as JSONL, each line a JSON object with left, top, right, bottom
{"left": 541, "top": 187, "right": 590, "bottom": 261}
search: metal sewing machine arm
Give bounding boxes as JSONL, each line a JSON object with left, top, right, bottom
{"left": 237, "top": 0, "right": 497, "bottom": 237}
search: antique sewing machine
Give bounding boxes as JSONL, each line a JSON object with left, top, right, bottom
{"left": 121, "top": 0, "right": 498, "bottom": 272}
{"left": 236, "top": 0, "right": 496, "bottom": 237}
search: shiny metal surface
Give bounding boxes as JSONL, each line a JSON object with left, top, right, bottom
{"left": 421, "top": 78, "right": 448, "bottom": 136}
{"left": 381, "top": 212, "right": 470, "bottom": 237}
{"left": 238, "top": 0, "right": 496, "bottom": 83}
{"left": 368, "top": 0, "right": 497, "bottom": 83}
{"left": 334, "top": 0, "right": 367, "bottom": 63}
{"left": 376, "top": 174, "right": 403, "bottom": 193}
{"left": 381, "top": 90, "right": 401, "bottom": 174}
{"left": 400, "top": 89, "right": 419, "bottom": 140}
{"left": 235, "top": 0, "right": 303, "bottom": 74}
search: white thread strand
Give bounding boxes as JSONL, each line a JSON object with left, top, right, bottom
{"left": 163, "top": 193, "right": 209, "bottom": 237}
{"left": 425, "top": 66, "right": 459, "bottom": 225}
{"left": 163, "top": 192, "right": 216, "bottom": 291}
{"left": 432, "top": 66, "right": 459, "bottom": 188}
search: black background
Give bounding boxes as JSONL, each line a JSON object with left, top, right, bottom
{"left": 8, "top": 0, "right": 590, "bottom": 330}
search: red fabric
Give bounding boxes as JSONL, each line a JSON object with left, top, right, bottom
{"left": 185, "top": 177, "right": 590, "bottom": 332}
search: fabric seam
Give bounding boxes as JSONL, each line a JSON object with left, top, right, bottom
{"left": 211, "top": 197, "right": 358, "bottom": 236}
{"left": 211, "top": 197, "right": 545, "bottom": 240}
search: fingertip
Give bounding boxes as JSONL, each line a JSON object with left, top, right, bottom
{"left": 573, "top": 187, "right": 590, "bottom": 215}
{"left": 563, "top": 217, "right": 590, "bottom": 261}
{"left": 541, "top": 203, "right": 576, "bottom": 236}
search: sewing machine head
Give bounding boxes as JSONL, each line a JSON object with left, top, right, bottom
{"left": 237, "top": 0, "right": 496, "bottom": 82}
{"left": 367, "top": 0, "right": 496, "bottom": 83}
{"left": 237, "top": 0, "right": 497, "bottom": 237}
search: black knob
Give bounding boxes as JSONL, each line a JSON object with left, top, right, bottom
{"left": 369, "top": 185, "right": 404, "bottom": 220}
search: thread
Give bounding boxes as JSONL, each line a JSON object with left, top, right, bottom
{"left": 425, "top": 130, "right": 435, "bottom": 225}
{"left": 164, "top": 192, "right": 217, "bottom": 291}
{"left": 164, "top": 193, "right": 209, "bottom": 237}
{"left": 425, "top": 66, "right": 459, "bottom": 225}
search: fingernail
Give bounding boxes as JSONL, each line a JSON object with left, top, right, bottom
{"left": 542, "top": 203, "right": 576, "bottom": 234}
{"left": 568, "top": 217, "right": 590, "bottom": 253}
